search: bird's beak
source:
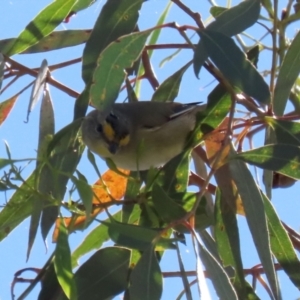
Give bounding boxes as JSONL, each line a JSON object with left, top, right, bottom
{"left": 108, "top": 142, "right": 119, "bottom": 154}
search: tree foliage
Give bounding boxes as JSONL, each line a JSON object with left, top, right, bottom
{"left": 1, "top": 0, "right": 300, "bottom": 299}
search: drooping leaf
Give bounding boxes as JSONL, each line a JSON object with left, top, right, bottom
{"left": 27, "top": 88, "right": 55, "bottom": 259}
{"left": 26, "top": 59, "right": 48, "bottom": 122}
{"left": 128, "top": 246, "right": 163, "bottom": 300}
{"left": 199, "top": 30, "right": 270, "bottom": 105}
{"left": 262, "top": 193, "right": 300, "bottom": 289}
{"left": 195, "top": 231, "right": 238, "bottom": 300}
{"left": 214, "top": 188, "right": 248, "bottom": 299}
{"left": 177, "top": 243, "right": 193, "bottom": 299}
{"left": 54, "top": 218, "right": 77, "bottom": 300}
{"left": 3, "top": 0, "right": 77, "bottom": 56}
{"left": 41, "top": 120, "right": 84, "bottom": 241}
{"left": 38, "top": 87, "right": 55, "bottom": 151}
{"left": 194, "top": 245, "right": 212, "bottom": 299}
{"left": 229, "top": 153, "right": 280, "bottom": 299}
{"left": 90, "top": 29, "right": 151, "bottom": 112}
{"left": 273, "top": 30, "right": 300, "bottom": 115}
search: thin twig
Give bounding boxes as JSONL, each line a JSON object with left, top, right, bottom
{"left": 171, "top": 0, "right": 205, "bottom": 29}
{"left": 4, "top": 55, "right": 79, "bottom": 98}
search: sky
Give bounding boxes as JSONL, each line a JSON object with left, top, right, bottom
{"left": 1, "top": 0, "right": 300, "bottom": 299}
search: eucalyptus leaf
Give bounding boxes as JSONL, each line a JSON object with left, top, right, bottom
{"left": 199, "top": 30, "right": 270, "bottom": 104}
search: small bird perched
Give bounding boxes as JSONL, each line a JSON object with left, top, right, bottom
{"left": 81, "top": 101, "right": 206, "bottom": 170}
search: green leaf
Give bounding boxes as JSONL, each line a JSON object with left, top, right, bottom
{"left": 235, "top": 144, "right": 300, "bottom": 180}
{"left": 188, "top": 87, "right": 231, "bottom": 148}
{"left": 105, "top": 220, "right": 176, "bottom": 250}
{"left": 176, "top": 242, "right": 192, "bottom": 300}
{"left": 75, "top": 247, "right": 130, "bottom": 300}
{"left": 72, "top": 0, "right": 97, "bottom": 13}
{"left": 152, "top": 184, "right": 187, "bottom": 223}
{"left": 72, "top": 171, "right": 93, "bottom": 221}
{"left": 0, "top": 30, "right": 91, "bottom": 54}
{"left": 90, "top": 29, "right": 151, "bottom": 111}
{"left": 229, "top": 154, "right": 280, "bottom": 299}
{"left": 199, "top": 30, "right": 270, "bottom": 104}
{"left": 54, "top": 218, "right": 77, "bottom": 300}
{"left": 128, "top": 246, "right": 162, "bottom": 300}
{"left": 0, "top": 158, "right": 31, "bottom": 170}
{"left": 151, "top": 61, "right": 192, "bottom": 102}
{"left": 263, "top": 193, "right": 300, "bottom": 289}
{"left": 27, "top": 59, "right": 48, "bottom": 122}
{"left": 82, "top": 0, "right": 144, "bottom": 83}
{"left": 135, "top": 0, "right": 172, "bottom": 96}
{"left": 210, "top": 6, "right": 228, "bottom": 18}
{"left": 274, "top": 30, "right": 300, "bottom": 115}
{"left": 41, "top": 120, "right": 84, "bottom": 241}
{"left": 214, "top": 188, "right": 248, "bottom": 299}
{"left": 3, "top": 0, "right": 77, "bottom": 56}
{"left": 195, "top": 234, "right": 238, "bottom": 300}
{"left": 72, "top": 211, "right": 122, "bottom": 267}
{"left": 27, "top": 92, "right": 54, "bottom": 259}
{"left": 207, "top": 0, "right": 260, "bottom": 34}
{"left": 261, "top": 0, "right": 274, "bottom": 18}
{"left": 0, "top": 173, "right": 35, "bottom": 241}
{"left": 159, "top": 151, "right": 190, "bottom": 194}
{"left": 0, "top": 53, "right": 4, "bottom": 90}
{"left": 121, "top": 174, "right": 142, "bottom": 223}
{"left": 38, "top": 263, "right": 62, "bottom": 300}
{"left": 194, "top": 0, "right": 261, "bottom": 75}
{"left": 267, "top": 117, "right": 300, "bottom": 145}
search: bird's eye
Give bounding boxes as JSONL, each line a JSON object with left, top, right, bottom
{"left": 109, "top": 112, "right": 117, "bottom": 119}
{"left": 96, "top": 124, "right": 103, "bottom": 133}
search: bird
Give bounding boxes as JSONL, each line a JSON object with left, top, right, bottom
{"left": 81, "top": 101, "right": 206, "bottom": 170}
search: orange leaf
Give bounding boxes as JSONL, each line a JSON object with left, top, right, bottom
{"left": 0, "top": 95, "right": 18, "bottom": 126}
{"left": 52, "top": 169, "right": 130, "bottom": 242}
{"left": 205, "top": 118, "right": 229, "bottom": 169}
{"left": 92, "top": 168, "right": 129, "bottom": 204}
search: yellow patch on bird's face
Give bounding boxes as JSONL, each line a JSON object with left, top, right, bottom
{"left": 103, "top": 120, "right": 130, "bottom": 148}
{"left": 103, "top": 121, "right": 115, "bottom": 141}
{"left": 119, "top": 134, "right": 130, "bottom": 146}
